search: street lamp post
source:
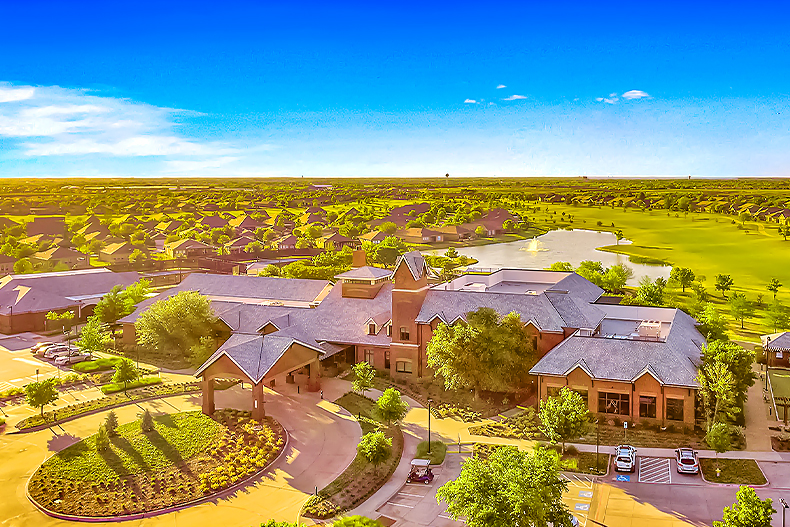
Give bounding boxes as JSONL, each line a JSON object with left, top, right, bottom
{"left": 427, "top": 398, "right": 433, "bottom": 454}
{"left": 780, "top": 497, "right": 788, "bottom": 527}
{"left": 8, "top": 305, "right": 12, "bottom": 333}
{"left": 596, "top": 418, "right": 601, "bottom": 474}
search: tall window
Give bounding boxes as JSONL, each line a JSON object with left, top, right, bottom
{"left": 546, "top": 386, "right": 562, "bottom": 398}
{"left": 598, "top": 392, "right": 630, "bottom": 415}
{"left": 639, "top": 396, "right": 657, "bottom": 419}
{"left": 666, "top": 398, "right": 684, "bottom": 421}
{"left": 368, "top": 323, "right": 376, "bottom": 335}
{"left": 364, "top": 349, "right": 375, "bottom": 365}
{"left": 385, "top": 351, "right": 391, "bottom": 369}
{"left": 396, "top": 360, "right": 412, "bottom": 374}
{"left": 572, "top": 388, "right": 589, "bottom": 407}
{"left": 386, "top": 324, "right": 392, "bottom": 337}
{"left": 399, "top": 326, "right": 410, "bottom": 341}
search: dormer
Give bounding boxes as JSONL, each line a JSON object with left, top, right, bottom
{"left": 365, "top": 312, "right": 392, "bottom": 336}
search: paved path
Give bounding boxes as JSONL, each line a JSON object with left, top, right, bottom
{"left": 0, "top": 385, "right": 360, "bottom": 527}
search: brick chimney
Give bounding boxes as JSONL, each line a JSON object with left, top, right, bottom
{"left": 352, "top": 249, "right": 367, "bottom": 268}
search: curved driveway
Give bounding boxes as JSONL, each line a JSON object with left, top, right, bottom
{"left": 0, "top": 386, "right": 361, "bottom": 527}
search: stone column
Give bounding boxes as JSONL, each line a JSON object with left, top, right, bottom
{"left": 252, "top": 382, "right": 265, "bottom": 420}
{"left": 307, "top": 359, "right": 321, "bottom": 392}
{"left": 202, "top": 377, "right": 215, "bottom": 416}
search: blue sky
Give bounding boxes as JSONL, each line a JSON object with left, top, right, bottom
{"left": 1, "top": 1, "right": 789, "bottom": 178}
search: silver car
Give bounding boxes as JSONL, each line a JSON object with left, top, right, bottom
{"left": 675, "top": 448, "right": 699, "bottom": 474}
{"left": 55, "top": 352, "right": 90, "bottom": 366}
{"left": 43, "top": 344, "right": 70, "bottom": 359}
{"left": 614, "top": 444, "right": 637, "bottom": 473}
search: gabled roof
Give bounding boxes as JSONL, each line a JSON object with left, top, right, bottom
{"left": 766, "top": 332, "right": 790, "bottom": 351}
{"left": 32, "top": 246, "right": 83, "bottom": 261}
{"left": 394, "top": 251, "right": 427, "bottom": 281}
{"left": 101, "top": 242, "right": 134, "bottom": 255}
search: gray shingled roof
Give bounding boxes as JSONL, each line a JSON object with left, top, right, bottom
{"left": 549, "top": 273, "right": 604, "bottom": 303}
{"left": 530, "top": 308, "right": 704, "bottom": 388}
{"left": 335, "top": 266, "right": 393, "bottom": 280}
{"left": 396, "top": 251, "right": 427, "bottom": 280}
{"left": 415, "top": 289, "right": 567, "bottom": 332}
{"left": 545, "top": 291, "right": 606, "bottom": 330}
{"left": 767, "top": 332, "right": 790, "bottom": 350}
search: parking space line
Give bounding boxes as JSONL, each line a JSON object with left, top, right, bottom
{"left": 638, "top": 457, "right": 671, "bottom": 484}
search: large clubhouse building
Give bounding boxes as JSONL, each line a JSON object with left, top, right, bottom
{"left": 121, "top": 251, "right": 705, "bottom": 426}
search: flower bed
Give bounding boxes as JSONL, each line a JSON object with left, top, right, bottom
{"left": 302, "top": 393, "right": 404, "bottom": 520}
{"left": 27, "top": 409, "right": 285, "bottom": 517}
{"left": 468, "top": 408, "right": 540, "bottom": 438}
{"left": 73, "top": 357, "right": 125, "bottom": 374}
{"left": 1, "top": 373, "right": 91, "bottom": 405}
{"left": 100, "top": 375, "right": 163, "bottom": 394}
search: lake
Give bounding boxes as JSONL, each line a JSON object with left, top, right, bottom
{"left": 431, "top": 229, "right": 671, "bottom": 286}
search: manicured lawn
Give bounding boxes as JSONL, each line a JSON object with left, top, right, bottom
{"left": 560, "top": 450, "right": 610, "bottom": 475}
{"left": 700, "top": 458, "right": 766, "bottom": 485}
{"left": 43, "top": 411, "right": 223, "bottom": 481}
{"left": 100, "top": 375, "right": 162, "bottom": 394}
{"left": 415, "top": 440, "right": 447, "bottom": 465}
{"left": 768, "top": 369, "right": 790, "bottom": 422}
{"left": 334, "top": 392, "right": 379, "bottom": 434}
{"left": 73, "top": 357, "right": 124, "bottom": 373}
{"left": 577, "top": 421, "right": 712, "bottom": 450}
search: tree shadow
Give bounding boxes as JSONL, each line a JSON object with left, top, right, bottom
{"left": 154, "top": 413, "right": 177, "bottom": 428}
{"left": 110, "top": 435, "right": 150, "bottom": 474}
{"left": 146, "top": 429, "right": 194, "bottom": 477}
{"left": 98, "top": 442, "right": 132, "bottom": 477}
{"left": 47, "top": 433, "right": 85, "bottom": 454}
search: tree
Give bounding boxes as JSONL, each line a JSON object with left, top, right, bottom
{"left": 549, "top": 261, "right": 574, "bottom": 272}
{"left": 370, "top": 236, "right": 409, "bottom": 266}
{"left": 46, "top": 310, "right": 75, "bottom": 332}
{"left": 728, "top": 293, "right": 754, "bottom": 329}
{"left": 94, "top": 285, "right": 128, "bottom": 326}
{"left": 95, "top": 424, "right": 110, "bottom": 452}
{"left": 630, "top": 276, "right": 666, "bottom": 306}
{"left": 379, "top": 221, "right": 397, "bottom": 235}
{"left": 24, "top": 379, "right": 59, "bottom": 416}
{"left": 670, "top": 267, "right": 696, "bottom": 292}
{"left": 779, "top": 223, "right": 790, "bottom": 242}
{"left": 715, "top": 274, "right": 734, "bottom": 298}
{"left": 444, "top": 247, "right": 459, "bottom": 259}
{"left": 351, "top": 361, "right": 375, "bottom": 398}
{"left": 767, "top": 301, "right": 790, "bottom": 332}
{"left": 426, "top": 308, "right": 534, "bottom": 400}
{"left": 140, "top": 408, "right": 155, "bottom": 433}
{"left": 696, "top": 304, "right": 729, "bottom": 341}
{"left": 767, "top": 278, "right": 782, "bottom": 300}
{"left": 705, "top": 421, "right": 732, "bottom": 470}
{"left": 123, "top": 279, "right": 152, "bottom": 307}
{"left": 603, "top": 263, "right": 634, "bottom": 293}
{"left": 503, "top": 219, "right": 515, "bottom": 231}
{"left": 258, "top": 264, "right": 281, "bottom": 277}
{"left": 376, "top": 388, "right": 409, "bottom": 425}
{"left": 614, "top": 229, "right": 624, "bottom": 245}
{"left": 331, "top": 516, "right": 383, "bottom": 527}
{"left": 105, "top": 410, "right": 119, "bottom": 436}
{"left": 129, "top": 248, "right": 147, "bottom": 264}
{"left": 190, "top": 335, "right": 217, "bottom": 367}
{"left": 113, "top": 358, "right": 139, "bottom": 391}
{"left": 702, "top": 340, "right": 756, "bottom": 407}
{"left": 474, "top": 225, "right": 487, "bottom": 238}
{"left": 437, "top": 445, "right": 571, "bottom": 527}
{"left": 76, "top": 316, "right": 111, "bottom": 356}
{"left": 135, "top": 290, "right": 217, "bottom": 361}
{"left": 713, "top": 485, "right": 775, "bottom": 527}
{"left": 538, "top": 387, "right": 590, "bottom": 453}
{"left": 245, "top": 241, "right": 264, "bottom": 253}
{"left": 13, "top": 257, "right": 32, "bottom": 274}
{"left": 738, "top": 211, "right": 751, "bottom": 226}
{"left": 357, "top": 431, "right": 392, "bottom": 473}
{"left": 697, "top": 361, "right": 738, "bottom": 428}
{"left": 260, "top": 521, "right": 306, "bottom": 527}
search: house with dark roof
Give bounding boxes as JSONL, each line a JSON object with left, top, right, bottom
{"left": 317, "top": 233, "right": 359, "bottom": 251}
{"left": 0, "top": 268, "right": 140, "bottom": 333}
{"left": 26, "top": 216, "right": 66, "bottom": 236}
{"left": 165, "top": 239, "right": 214, "bottom": 258}
{"left": 0, "top": 254, "right": 16, "bottom": 276}
{"left": 763, "top": 332, "right": 790, "bottom": 368}
{"left": 30, "top": 246, "right": 86, "bottom": 271}
{"left": 99, "top": 242, "right": 137, "bottom": 263}
{"left": 122, "top": 250, "right": 705, "bottom": 425}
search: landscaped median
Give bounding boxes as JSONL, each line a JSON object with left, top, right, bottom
{"left": 700, "top": 458, "right": 767, "bottom": 485}
{"left": 27, "top": 409, "right": 286, "bottom": 518}
{"left": 301, "top": 392, "right": 405, "bottom": 521}
{"left": 15, "top": 379, "right": 237, "bottom": 431}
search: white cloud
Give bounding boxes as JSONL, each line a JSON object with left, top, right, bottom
{"left": 596, "top": 95, "right": 618, "bottom": 104}
{"left": 464, "top": 99, "right": 477, "bottom": 104}
{"left": 623, "top": 90, "right": 650, "bottom": 99}
{"left": 496, "top": 84, "right": 506, "bottom": 89}
{"left": 503, "top": 95, "right": 527, "bottom": 101}
{"left": 0, "top": 84, "right": 35, "bottom": 103}
{"left": 0, "top": 83, "right": 232, "bottom": 158}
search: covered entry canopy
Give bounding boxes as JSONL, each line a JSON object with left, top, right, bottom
{"left": 196, "top": 330, "right": 332, "bottom": 419}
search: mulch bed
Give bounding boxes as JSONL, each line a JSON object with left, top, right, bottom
{"left": 27, "top": 409, "right": 285, "bottom": 517}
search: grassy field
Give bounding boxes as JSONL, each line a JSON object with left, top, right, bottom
{"left": 524, "top": 204, "right": 790, "bottom": 342}
{"left": 700, "top": 458, "right": 766, "bottom": 485}
{"left": 42, "top": 411, "right": 223, "bottom": 481}
{"left": 415, "top": 440, "right": 447, "bottom": 465}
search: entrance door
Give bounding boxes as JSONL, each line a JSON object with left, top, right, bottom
{"left": 385, "top": 351, "right": 391, "bottom": 369}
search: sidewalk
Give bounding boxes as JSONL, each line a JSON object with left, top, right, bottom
{"left": 743, "top": 365, "right": 775, "bottom": 452}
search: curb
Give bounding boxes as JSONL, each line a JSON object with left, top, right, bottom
{"left": 11, "top": 387, "right": 201, "bottom": 434}
{"left": 26, "top": 418, "right": 290, "bottom": 522}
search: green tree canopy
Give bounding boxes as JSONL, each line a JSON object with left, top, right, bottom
{"left": 715, "top": 274, "right": 734, "bottom": 297}
{"left": 713, "top": 486, "right": 775, "bottom": 527}
{"left": 437, "top": 445, "right": 571, "bottom": 527}
{"left": 702, "top": 340, "right": 756, "bottom": 406}
{"left": 134, "top": 290, "right": 217, "bottom": 361}
{"left": 670, "top": 267, "right": 696, "bottom": 292}
{"left": 705, "top": 421, "right": 732, "bottom": 467}
{"left": 331, "top": 516, "right": 382, "bottom": 527}
{"left": 697, "top": 361, "right": 738, "bottom": 428}
{"left": 728, "top": 293, "right": 754, "bottom": 329}
{"left": 351, "top": 361, "right": 375, "bottom": 398}
{"left": 76, "top": 316, "right": 112, "bottom": 356}
{"left": 538, "top": 387, "right": 590, "bottom": 453}
{"left": 696, "top": 304, "right": 729, "bottom": 341}
{"left": 13, "top": 257, "right": 32, "bottom": 274}
{"left": 376, "top": 388, "right": 409, "bottom": 425}
{"left": 426, "top": 307, "right": 534, "bottom": 400}
{"left": 767, "top": 278, "right": 782, "bottom": 299}
{"left": 357, "top": 431, "right": 392, "bottom": 472}
{"left": 767, "top": 301, "right": 790, "bottom": 333}
{"left": 548, "top": 261, "right": 574, "bottom": 272}
{"left": 25, "top": 379, "right": 59, "bottom": 416}
{"left": 113, "top": 358, "right": 139, "bottom": 390}
{"left": 94, "top": 285, "right": 129, "bottom": 326}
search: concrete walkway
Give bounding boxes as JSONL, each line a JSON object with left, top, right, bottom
{"left": 742, "top": 365, "right": 775, "bottom": 452}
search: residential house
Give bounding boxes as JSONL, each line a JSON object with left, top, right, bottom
{"left": 165, "top": 239, "right": 215, "bottom": 258}
{"left": 359, "top": 231, "right": 388, "bottom": 244}
{"left": 26, "top": 217, "right": 66, "bottom": 236}
{"left": 99, "top": 242, "right": 137, "bottom": 263}
{"left": 201, "top": 215, "right": 229, "bottom": 229}
{"left": 30, "top": 246, "right": 85, "bottom": 270}
{"left": 763, "top": 332, "right": 790, "bottom": 368}
{"left": 155, "top": 220, "right": 184, "bottom": 233}
{"left": 226, "top": 236, "right": 256, "bottom": 254}
{"left": 317, "top": 233, "right": 359, "bottom": 251}
{"left": 275, "top": 234, "right": 299, "bottom": 251}
{"left": 0, "top": 254, "right": 16, "bottom": 276}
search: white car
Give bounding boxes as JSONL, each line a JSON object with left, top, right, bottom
{"left": 614, "top": 444, "right": 637, "bottom": 473}
{"left": 43, "top": 344, "right": 70, "bottom": 359}
{"left": 55, "top": 352, "right": 90, "bottom": 366}
{"left": 675, "top": 448, "right": 700, "bottom": 474}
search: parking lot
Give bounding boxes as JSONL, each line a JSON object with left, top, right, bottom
{"left": 561, "top": 473, "right": 596, "bottom": 526}
{"left": 611, "top": 456, "right": 703, "bottom": 486}
{"left": 0, "top": 333, "right": 64, "bottom": 387}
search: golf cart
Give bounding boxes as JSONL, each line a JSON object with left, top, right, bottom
{"left": 407, "top": 458, "right": 435, "bottom": 484}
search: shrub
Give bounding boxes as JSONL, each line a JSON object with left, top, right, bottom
{"left": 105, "top": 411, "right": 119, "bottom": 436}
{"left": 140, "top": 409, "right": 154, "bottom": 433}
{"left": 95, "top": 425, "right": 110, "bottom": 451}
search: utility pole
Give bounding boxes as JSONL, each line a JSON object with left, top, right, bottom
{"left": 427, "top": 398, "right": 433, "bottom": 454}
